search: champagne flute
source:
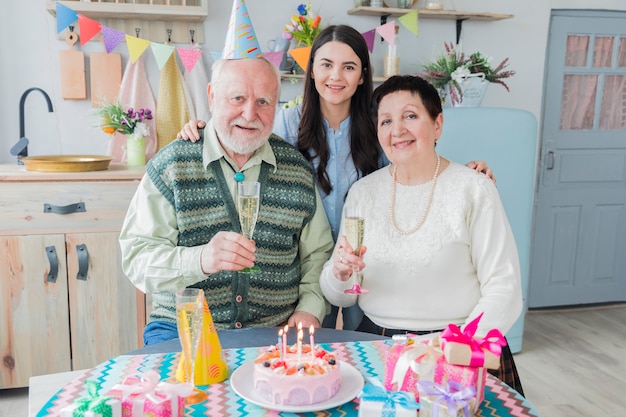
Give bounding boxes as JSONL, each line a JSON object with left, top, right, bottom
{"left": 237, "top": 181, "right": 261, "bottom": 273}
{"left": 176, "top": 288, "right": 208, "bottom": 405}
{"left": 343, "top": 206, "right": 368, "bottom": 295}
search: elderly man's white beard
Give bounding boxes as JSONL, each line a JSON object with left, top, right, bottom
{"left": 222, "top": 136, "right": 265, "bottom": 155}
{"left": 217, "top": 121, "right": 268, "bottom": 155}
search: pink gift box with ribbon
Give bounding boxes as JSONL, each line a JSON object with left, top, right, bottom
{"left": 106, "top": 370, "right": 193, "bottom": 417}
{"left": 439, "top": 312, "right": 506, "bottom": 370}
{"left": 383, "top": 337, "right": 443, "bottom": 401}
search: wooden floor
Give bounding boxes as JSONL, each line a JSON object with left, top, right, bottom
{"left": 514, "top": 303, "right": 626, "bottom": 416}
{"left": 2, "top": 303, "right": 625, "bottom": 417}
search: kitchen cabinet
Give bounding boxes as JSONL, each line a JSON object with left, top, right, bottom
{"left": 0, "top": 164, "right": 146, "bottom": 388}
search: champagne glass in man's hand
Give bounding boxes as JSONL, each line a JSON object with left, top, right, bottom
{"left": 238, "top": 181, "right": 260, "bottom": 273}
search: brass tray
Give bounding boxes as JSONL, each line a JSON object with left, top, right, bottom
{"left": 21, "top": 155, "right": 113, "bottom": 172}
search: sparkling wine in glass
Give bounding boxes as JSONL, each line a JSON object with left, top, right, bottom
{"left": 176, "top": 288, "right": 208, "bottom": 405}
{"left": 344, "top": 207, "right": 368, "bottom": 295}
{"left": 237, "top": 181, "right": 260, "bottom": 273}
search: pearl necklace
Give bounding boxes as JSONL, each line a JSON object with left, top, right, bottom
{"left": 388, "top": 154, "right": 441, "bottom": 236}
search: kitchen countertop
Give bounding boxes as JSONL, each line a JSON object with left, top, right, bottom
{"left": 0, "top": 163, "right": 145, "bottom": 182}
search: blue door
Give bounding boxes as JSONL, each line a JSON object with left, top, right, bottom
{"left": 528, "top": 10, "right": 626, "bottom": 307}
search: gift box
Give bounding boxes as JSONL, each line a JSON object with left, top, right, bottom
{"left": 358, "top": 379, "right": 419, "bottom": 417}
{"left": 383, "top": 336, "right": 443, "bottom": 400}
{"left": 106, "top": 370, "right": 193, "bottom": 417}
{"left": 417, "top": 380, "right": 476, "bottom": 417}
{"left": 439, "top": 313, "right": 506, "bottom": 370}
{"left": 433, "top": 359, "right": 486, "bottom": 411}
{"left": 60, "top": 380, "right": 121, "bottom": 417}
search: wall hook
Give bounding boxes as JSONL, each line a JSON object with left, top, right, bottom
{"left": 190, "top": 29, "right": 195, "bottom": 44}
{"left": 69, "top": 25, "right": 74, "bottom": 32}
{"left": 135, "top": 28, "right": 141, "bottom": 38}
{"left": 167, "top": 29, "right": 172, "bottom": 43}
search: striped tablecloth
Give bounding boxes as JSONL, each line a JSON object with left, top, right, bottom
{"left": 35, "top": 339, "right": 539, "bottom": 417}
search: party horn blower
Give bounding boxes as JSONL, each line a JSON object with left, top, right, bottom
{"left": 176, "top": 298, "right": 229, "bottom": 384}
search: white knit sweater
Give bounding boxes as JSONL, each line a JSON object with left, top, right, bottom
{"left": 319, "top": 161, "right": 522, "bottom": 337}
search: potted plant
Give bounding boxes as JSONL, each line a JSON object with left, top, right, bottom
{"left": 97, "top": 102, "right": 153, "bottom": 166}
{"left": 421, "top": 42, "right": 515, "bottom": 106}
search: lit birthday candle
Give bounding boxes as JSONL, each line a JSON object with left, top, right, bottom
{"left": 278, "top": 328, "right": 284, "bottom": 360}
{"left": 283, "top": 324, "right": 288, "bottom": 357}
{"left": 297, "top": 322, "right": 303, "bottom": 365}
{"left": 309, "top": 325, "right": 315, "bottom": 359}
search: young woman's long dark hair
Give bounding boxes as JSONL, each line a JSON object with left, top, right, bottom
{"left": 297, "top": 25, "right": 381, "bottom": 196}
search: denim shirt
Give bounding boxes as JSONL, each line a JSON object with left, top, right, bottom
{"left": 274, "top": 105, "right": 358, "bottom": 241}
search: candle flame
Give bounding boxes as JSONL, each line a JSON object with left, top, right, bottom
{"left": 297, "top": 321, "right": 303, "bottom": 330}
{"left": 309, "top": 325, "right": 314, "bottom": 334}
{"left": 279, "top": 329, "right": 283, "bottom": 336}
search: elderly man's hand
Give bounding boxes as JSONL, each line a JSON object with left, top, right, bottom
{"left": 287, "top": 311, "right": 321, "bottom": 328}
{"left": 200, "top": 231, "right": 256, "bottom": 274}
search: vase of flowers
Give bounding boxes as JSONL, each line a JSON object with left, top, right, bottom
{"left": 421, "top": 42, "right": 515, "bottom": 107}
{"left": 98, "top": 103, "right": 152, "bottom": 166}
{"left": 283, "top": 2, "right": 322, "bottom": 47}
{"left": 282, "top": 2, "right": 322, "bottom": 74}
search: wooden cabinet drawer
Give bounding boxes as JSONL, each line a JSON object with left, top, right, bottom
{"left": 0, "top": 181, "right": 139, "bottom": 235}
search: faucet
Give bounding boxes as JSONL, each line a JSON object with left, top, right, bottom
{"left": 11, "top": 87, "right": 54, "bottom": 164}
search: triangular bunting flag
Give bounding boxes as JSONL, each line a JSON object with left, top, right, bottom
{"left": 56, "top": 2, "right": 78, "bottom": 34}
{"left": 177, "top": 47, "right": 203, "bottom": 73}
{"left": 263, "top": 51, "right": 283, "bottom": 69}
{"left": 361, "top": 29, "right": 376, "bottom": 53}
{"left": 125, "top": 35, "right": 151, "bottom": 64}
{"left": 289, "top": 47, "right": 312, "bottom": 72}
{"left": 77, "top": 15, "right": 102, "bottom": 45}
{"left": 151, "top": 43, "right": 175, "bottom": 70}
{"left": 101, "top": 26, "right": 125, "bottom": 54}
{"left": 398, "top": 10, "right": 419, "bottom": 36}
{"left": 376, "top": 20, "right": 397, "bottom": 44}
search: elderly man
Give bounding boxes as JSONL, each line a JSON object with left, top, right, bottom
{"left": 119, "top": 57, "right": 334, "bottom": 345}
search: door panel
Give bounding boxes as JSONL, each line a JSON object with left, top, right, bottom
{"left": 67, "top": 232, "right": 143, "bottom": 370}
{"left": 0, "top": 235, "right": 71, "bottom": 388}
{"left": 530, "top": 11, "right": 626, "bottom": 309}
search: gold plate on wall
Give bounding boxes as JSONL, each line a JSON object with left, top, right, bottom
{"left": 21, "top": 155, "right": 113, "bottom": 172}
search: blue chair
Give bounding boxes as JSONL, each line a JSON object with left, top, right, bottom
{"left": 436, "top": 107, "right": 538, "bottom": 353}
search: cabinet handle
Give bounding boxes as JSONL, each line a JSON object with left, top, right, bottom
{"left": 76, "top": 243, "right": 89, "bottom": 281}
{"left": 45, "top": 246, "right": 58, "bottom": 283}
{"left": 43, "top": 202, "right": 86, "bottom": 215}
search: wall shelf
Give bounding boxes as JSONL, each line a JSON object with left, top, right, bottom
{"left": 45, "top": 0, "right": 208, "bottom": 44}
{"left": 347, "top": 6, "right": 513, "bottom": 21}
{"left": 348, "top": 6, "right": 513, "bottom": 43}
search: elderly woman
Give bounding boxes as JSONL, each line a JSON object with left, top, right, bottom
{"left": 319, "top": 75, "right": 524, "bottom": 394}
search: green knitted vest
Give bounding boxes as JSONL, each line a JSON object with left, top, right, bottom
{"left": 146, "top": 136, "right": 317, "bottom": 329}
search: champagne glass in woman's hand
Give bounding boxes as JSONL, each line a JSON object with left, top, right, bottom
{"left": 343, "top": 206, "right": 368, "bottom": 295}
{"left": 176, "top": 288, "right": 208, "bottom": 405}
{"left": 238, "top": 181, "right": 261, "bottom": 273}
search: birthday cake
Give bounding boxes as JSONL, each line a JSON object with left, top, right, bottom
{"left": 253, "top": 343, "right": 342, "bottom": 406}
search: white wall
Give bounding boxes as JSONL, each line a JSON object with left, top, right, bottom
{"left": 1, "top": 0, "right": 625, "bottom": 164}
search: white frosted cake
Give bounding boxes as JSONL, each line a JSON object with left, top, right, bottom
{"left": 253, "top": 344, "right": 341, "bottom": 406}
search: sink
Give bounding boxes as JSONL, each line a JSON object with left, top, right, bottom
{"left": 20, "top": 155, "right": 113, "bottom": 172}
